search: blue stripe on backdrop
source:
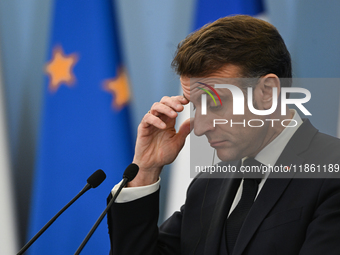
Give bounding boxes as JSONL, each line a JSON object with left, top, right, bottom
{"left": 194, "top": 0, "right": 264, "bottom": 30}
{"left": 28, "top": 1, "right": 134, "bottom": 254}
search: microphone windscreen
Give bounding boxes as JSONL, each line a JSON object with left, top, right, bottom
{"left": 87, "top": 169, "right": 106, "bottom": 188}
{"left": 122, "top": 163, "right": 139, "bottom": 182}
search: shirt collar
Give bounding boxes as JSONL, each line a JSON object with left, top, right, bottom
{"left": 254, "top": 109, "right": 303, "bottom": 167}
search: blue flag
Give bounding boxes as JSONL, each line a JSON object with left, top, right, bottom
{"left": 194, "top": 0, "right": 264, "bottom": 29}
{"left": 28, "top": 1, "right": 134, "bottom": 254}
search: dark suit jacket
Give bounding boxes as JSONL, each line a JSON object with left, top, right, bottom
{"left": 107, "top": 120, "right": 340, "bottom": 255}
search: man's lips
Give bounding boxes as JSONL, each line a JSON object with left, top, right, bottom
{"left": 209, "top": 140, "right": 228, "bottom": 147}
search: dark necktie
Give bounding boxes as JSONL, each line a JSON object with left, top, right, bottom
{"left": 225, "top": 158, "right": 264, "bottom": 254}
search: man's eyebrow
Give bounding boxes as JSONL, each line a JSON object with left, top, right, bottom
{"left": 196, "top": 82, "right": 223, "bottom": 106}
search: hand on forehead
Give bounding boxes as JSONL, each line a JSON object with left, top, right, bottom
{"left": 180, "top": 65, "right": 243, "bottom": 101}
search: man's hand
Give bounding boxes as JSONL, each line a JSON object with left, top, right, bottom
{"left": 129, "top": 95, "right": 192, "bottom": 187}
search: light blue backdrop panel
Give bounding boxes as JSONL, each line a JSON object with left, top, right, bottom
{"left": 266, "top": 0, "right": 340, "bottom": 136}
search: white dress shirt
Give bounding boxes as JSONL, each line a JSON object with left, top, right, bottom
{"left": 228, "top": 110, "right": 302, "bottom": 216}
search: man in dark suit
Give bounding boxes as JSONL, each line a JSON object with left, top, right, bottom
{"left": 107, "top": 15, "right": 340, "bottom": 254}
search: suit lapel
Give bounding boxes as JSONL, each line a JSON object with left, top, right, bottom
{"left": 201, "top": 120, "right": 318, "bottom": 255}
{"left": 232, "top": 119, "right": 318, "bottom": 255}
{"left": 232, "top": 153, "right": 302, "bottom": 255}
{"left": 204, "top": 160, "right": 242, "bottom": 255}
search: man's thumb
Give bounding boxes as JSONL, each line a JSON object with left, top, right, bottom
{"left": 177, "top": 118, "right": 193, "bottom": 142}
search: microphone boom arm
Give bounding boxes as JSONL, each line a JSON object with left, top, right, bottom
{"left": 17, "top": 184, "right": 91, "bottom": 255}
{"left": 74, "top": 178, "right": 128, "bottom": 255}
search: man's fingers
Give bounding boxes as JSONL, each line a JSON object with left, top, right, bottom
{"left": 147, "top": 95, "right": 189, "bottom": 120}
{"left": 150, "top": 102, "right": 178, "bottom": 118}
{"left": 140, "top": 112, "right": 167, "bottom": 129}
{"left": 176, "top": 118, "right": 193, "bottom": 145}
{"left": 140, "top": 95, "right": 189, "bottom": 132}
{"left": 159, "top": 96, "right": 189, "bottom": 113}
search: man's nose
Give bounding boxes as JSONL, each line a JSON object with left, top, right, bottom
{"left": 193, "top": 111, "right": 214, "bottom": 136}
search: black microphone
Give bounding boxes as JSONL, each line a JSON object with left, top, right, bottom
{"left": 74, "top": 163, "right": 139, "bottom": 255}
{"left": 17, "top": 169, "right": 106, "bottom": 255}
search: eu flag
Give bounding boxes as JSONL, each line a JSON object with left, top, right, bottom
{"left": 28, "top": 1, "right": 134, "bottom": 254}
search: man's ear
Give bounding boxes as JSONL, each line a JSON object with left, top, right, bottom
{"left": 255, "top": 74, "right": 281, "bottom": 110}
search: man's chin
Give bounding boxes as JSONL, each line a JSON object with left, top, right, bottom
{"left": 215, "top": 149, "right": 241, "bottom": 162}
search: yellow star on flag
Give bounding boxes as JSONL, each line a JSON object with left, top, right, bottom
{"left": 45, "top": 45, "right": 78, "bottom": 92}
{"left": 104, "top": 68, "right": 131, "bottom": 110}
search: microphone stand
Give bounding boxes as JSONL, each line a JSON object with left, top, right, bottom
{"left": 74, "top": 178, "right": 128, "bottom": 255}
{"left": 17, "top": 184, "right": 91, "bottom": 255}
